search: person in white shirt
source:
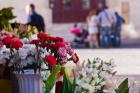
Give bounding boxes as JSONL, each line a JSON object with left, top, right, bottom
{"left": 86, "top": 10, "right": 99, "bottom": 48}
{"left": 97, "top": 6, "right": 116, "bottom": 48}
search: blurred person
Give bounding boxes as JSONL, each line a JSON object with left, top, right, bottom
{"left": 26, "top": 4, "right": 45, "bottom": 32}
{"left": 97, "top": 6, "right": 116, "bottom": 48}
{"left": 96, "top": 8, "right": 103, "bottom": 47}
{"left": 86, "top": 10, "right": 99, "bottom": 48}
{"left": 71, "top": 23, "right": 82, "bottom": 43}
{"left": 113, "top": 12, "right": 125, "bottom": 47}
{"left": 79, "top": 23, "right": 89, "bottom": 47}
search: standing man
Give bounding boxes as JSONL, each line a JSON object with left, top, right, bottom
{"left": 26, "top": 4, "right": 45, "bottom": 32}
{"left": 114, "top": 12, "right": 125, "bottom": 47}
{"left": 97, "top": 6, "right": 116, "bottom": 48}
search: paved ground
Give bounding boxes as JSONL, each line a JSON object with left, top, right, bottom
{"left": 75, "top": 49, "right": 140, "bottom": 75}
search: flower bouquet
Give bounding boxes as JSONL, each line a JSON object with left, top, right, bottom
{"left": 0, "top": 32, "right": 79, "bottom": 93}
{"left": 75, "top": 58, "right": 116, "bottom": 93}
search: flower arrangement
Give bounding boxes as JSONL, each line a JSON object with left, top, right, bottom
{"left": 31, "top": 33, "right": 79, "bottom": 71}
{"left": 0, "top": 32, "right": 79, "bottom": 73}
{"left": 75, "top": 58, "right": 116, "bottom": 93}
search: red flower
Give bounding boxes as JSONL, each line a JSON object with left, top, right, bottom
{"left": 47, "top": 42, "right": 65, "bottom": 50}
{"left": 11, "top": 38, "right": 23, "bottom": 50}
{"left": 54, "top": 42, "right": 65, "bottom": 49}
{"left": 55, "top": 37, "right": 64, "bottom": 42}
{"left": 37, "top": 33, "right": 48, "bottom": 39}
{"left": 2, "top": 36, "right": 13, "bottom": 46}
{"left": 45, "top": 55, "right": 57, "bottom": 66}
{"left": 39, "top": 43, "right": 48, "bottom": 48}
{"left": 72, "top": 53, "right": 79, "bottom": 63}
{"left": 31, "top": 39, "right": 40, "bottom": 45}
{"left": 49, "top": 37, "right": 64, "bottom": 42}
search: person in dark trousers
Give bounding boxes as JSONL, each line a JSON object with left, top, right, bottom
{"left": 27, "top": 4, "right": 45, "bottom": 32}
{"left": 113, "top": 12, "right": 125, "bottom": 47}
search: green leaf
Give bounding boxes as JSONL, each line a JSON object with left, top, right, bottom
{"left": 63, "top": 68, "right": 76, "bottom": 93}
{"left": 115, "top": 78, "right": 129, "bottom": 93}
{"left": 45, "top": 65, "right": 61, "bottom": 93}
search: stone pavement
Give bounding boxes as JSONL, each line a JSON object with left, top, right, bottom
{"left": 75, "top": 49, "right": 140, "bottom": 75}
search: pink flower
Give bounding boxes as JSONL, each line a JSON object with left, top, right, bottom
{"left": 58, "top": 47, "right": 67, "bottom": 64}
{"left": 65, "top": 42, "right": 74, "bottom": 55}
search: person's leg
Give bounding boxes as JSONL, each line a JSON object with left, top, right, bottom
{"left": 118, "top": 27, "right": 121, "bottom": 47}
{"left": 94, "top": 33, "right": 99, "bottom": 48}
{"left": 105, "top": 27, "right": 112, "bottom": 48}
{"left": 89, "top": 34, "right": 94, "bottom": 48}
{"left": 115, "top": 26, "right": 121, "bottom": 47}
{"left": 99, "top": 27, "right": 106, "bottom": 48}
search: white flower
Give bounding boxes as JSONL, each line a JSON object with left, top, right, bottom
{"left": 99, "top": 71, "right": 107, "bottom": 78}
{"left": 75, "top": 58, "right": 116, "bottom": 93}
{"left": 95, "top": 85, "right": 101, "bottom": 90}
{"left": 102, "top": 64, "right": 109, "bottom": 71}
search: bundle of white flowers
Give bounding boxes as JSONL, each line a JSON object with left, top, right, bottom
{"left": 75, "top": 58, "right": 116, "bottom": 93}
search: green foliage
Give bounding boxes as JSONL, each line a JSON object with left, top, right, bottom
{"left": 45, "top": 65, "right": 61, "bottom": 93}
{"left": 0, "top": 7, "right": 16, "bottom": 30}
{"left": 62, "top": 68, "right": 76, "bottom": 93}
{"left": 115, "top": 78, "right": 129, "bottom": 93}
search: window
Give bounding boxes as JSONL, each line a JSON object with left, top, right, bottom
{"left": 82, "top": 0, "right": 90, "bottom": 10}
{"left": 63, "top": 0, "right": 71, "bottom": 10}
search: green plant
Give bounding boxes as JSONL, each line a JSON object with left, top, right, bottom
{"left": 0, "top": 7, "right": 16, "bottom": 30}
{"left": 62, "top": 68, "right": 76, "bottom": 93}
{"left": 45, "top": 65, "right": 61, "bottom": 93}
{"left": 115, "top": 78, "right": 129, "bottom": 93}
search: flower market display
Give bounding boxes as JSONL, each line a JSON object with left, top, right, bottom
{"left": 0, "top": 32, "right": 79, "bottom": 93}
{"left": 0, "top": 7, "right": 130, "bottom": 93}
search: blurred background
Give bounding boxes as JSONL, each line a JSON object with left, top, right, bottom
{"left": 0, "top": 0, "right": 140, "bottom": 48}
{"left": 0, "top": 0, "right": 140, "bottom": 75}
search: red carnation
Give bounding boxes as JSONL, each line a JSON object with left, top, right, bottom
{"left": 31, "top": 39, "right": 40, "bottom": 45}
{"left": 37, "top": 33, "right": 48, "bottom": 39}
{"left": 11, "top": 38, "right": 23, "bottom": 50}
{"left": 47, "top": 42, "right": 65, "bottom": 50}
{"left": 55, "top": 37, "right": 64, "bottom": 42}
{"left": 2, "top": 36, "right": 13, "bottom": 46}
{"left": 45, "top": 55, "right": 57, "bottom": 66}
{"left": 49, "top": 37, "right": 64, "bottom": 42}
{"left": 48, "top": 37, "right": 56, "bottom": 41}
{"left": 39, "top": 43, "right": 48, "bottom": 48}
{"left": 72, "top": 53, "right": 79, "bottom": 63}
{"left": 54, "top": 42, "right": 65, "bottom": 49}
